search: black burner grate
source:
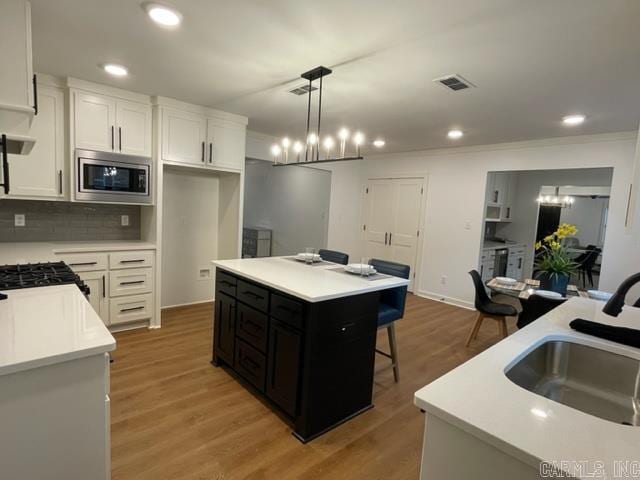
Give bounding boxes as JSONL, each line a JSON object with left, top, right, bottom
{"left": 0, "top": 261, "right": 90, "bottom": 295}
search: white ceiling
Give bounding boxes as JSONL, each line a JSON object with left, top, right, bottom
{"left": 31, "top": 0, "right": 640, "bottom": 154}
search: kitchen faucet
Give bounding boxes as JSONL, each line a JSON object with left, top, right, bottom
{"left": 602, "top": 272, "right": 640, "bottom": 317}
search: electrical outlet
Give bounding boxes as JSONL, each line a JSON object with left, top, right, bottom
{"left": 441, "top": 275, "right": 447, "bottom": 285}
{"left": 198, "top": 268, "right": 211, "bottom": 281}
{"left": 14, "top": 214, "right": 25, "bottom": 227}
{"left": 121, "top": 215, "right": 129, "bottom": 227}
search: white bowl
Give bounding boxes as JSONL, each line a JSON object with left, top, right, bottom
{"left": 295, "top": 253, "right": 321, "bottom": 262}
{"left": 535, "top": 290, "right": 564, "bottom": 299}
{"left": 496, "top": 276, "right": 517, "bottom": 286}
{"left": 587, "top": 290, "right": 613, "bottom": 301}
{"left": 345, "top": 263, "right": 377, "bottom": 275}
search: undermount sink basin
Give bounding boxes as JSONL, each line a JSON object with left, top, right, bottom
{"left": 506, "top": 340, "right": 640, "bottom": 426}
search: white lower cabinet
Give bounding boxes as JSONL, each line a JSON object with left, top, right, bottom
{"left": 57, "top": 248, "right": 155, "bottom": 329}
{"left": 79, "top": 270, "right": 110, "bottom": 326}
{"left": 109, "top": 293, "right": 153, "bottom": 325}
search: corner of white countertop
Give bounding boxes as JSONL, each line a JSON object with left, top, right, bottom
{"left": 413, "top": 297, "right": 640, "bottom": 478}
{"left": 0, "top": 284, "right": 116, "bottom": 377}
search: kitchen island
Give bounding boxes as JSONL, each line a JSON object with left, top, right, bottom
{"left": 0, "top": 284, "right": 116, "bottom": 479}
{"left": 414, "top": 298, "right": 640, "bottom": 480}
{"left": 211, "top": 256, "right": 410, "bottom": 442}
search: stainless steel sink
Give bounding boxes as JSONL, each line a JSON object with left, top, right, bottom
{"left": 506, "top": 340, "right": 640, "bottom": 426}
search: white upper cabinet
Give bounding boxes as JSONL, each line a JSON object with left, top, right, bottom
{"left": 5, "top": 83, "right": 65, "bottom": 199}
{"left": 73, "top": 89, "right": 151, "bottom": 156}
{"left": 162, "top": 108, "right": 207, "bottom": 166}
{"left": 115, "top": 100, "right": 151, "bottom": 156}
{"left": 0, "top": 0, "right": 35, "bottom": 139}
{"left": 157, "top": 98, "right": 247, "bottom": 171}
{"left": 75, "top": 92, "right": 116, "bottom": 152}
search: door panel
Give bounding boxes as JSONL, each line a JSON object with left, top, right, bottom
{"left": 79, "top": 270, "right": 109, "bottom": 326}
{"left": 390, "top": 179, "right": 423, "bottom": 288}
{"left": 8, "top": 85, "right": 64, "bottom": 198}
{"left": 116, "top": 100, "right": 151, "bottom": 156}
{"left": 75, "top": 92, "right": 116, "bottom": 152}
{"left": 364, "top": 180, "right": 394, "bottom": 260}
{"left": 162, "top": 109, "right": 207, "bottom": 165}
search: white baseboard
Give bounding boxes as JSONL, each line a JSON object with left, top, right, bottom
{"left": 415, "top": 290, "right": 475, "bottom": 311}
{"left": 161, "top": 299, "right": 214, "bottom": 310}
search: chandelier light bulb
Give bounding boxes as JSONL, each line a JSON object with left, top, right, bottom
{"left": 293, "top": 141, "right": 303, "bottom": 153}
{"left": 373, "top": 139, "right": 385, "bottom": 148}
{"left": 323, "top": 136, "right": 335, "bottom": 149}
{"left": 338, "top": 128, "right": 350, "bottom": 141}
{"left": 271, "top": 144, "right": 282, "bottom": 164}
{"left": 308, "top": 133, "right": 318, "bottom": 145}
{"left": 282, "top": 137, "right": 291, "bottom": 148}
{"left": 353, "top": 132, "right": 365, "bottom": 146}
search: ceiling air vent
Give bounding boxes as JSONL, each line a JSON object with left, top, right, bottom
{"left": 289, "top": 84, "right": 318, "bottom": 96}
{"left": 433, "top": 74, "right": 475, "bottom": 92}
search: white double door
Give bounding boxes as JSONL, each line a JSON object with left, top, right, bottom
{"left": 363, "top": 177, "right": 424, "bottom": 290}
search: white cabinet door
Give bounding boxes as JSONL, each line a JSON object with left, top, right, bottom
{"left": 79, "top": 270, "right": 110, "bottom": 326}
{"left": 75, "top": 92, "right": 116, "bottom": 152}
{"left": 115, "top": 100, "right": 151, "bottom": 156}
{"left": 207, "top": 120, "right": 245, "bottom": 170}
{"left": 0, "top": 0, "right": 34, "bottom": 117}
{"left": 162, "top": 108, "right": 207, "bottom": 166}
{"left": 7, "top": 84, "right": 64, "bottom": 199}
{"left": 364, "top": 180, "right": 395, "bottom": 260}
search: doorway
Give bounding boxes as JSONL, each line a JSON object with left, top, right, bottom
{"left": 362, "top": 177, "right": 426, "bottom": 290}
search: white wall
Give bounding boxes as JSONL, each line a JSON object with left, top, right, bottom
{"left": 161, "top": 168, "right": 219, "bottom": 308}
{"left": 321, "top": 132, "right": 640, "bottom": 308}
{"left": 244, "top": 159, "right": 331, "bottom": 255}
{"left": 559, "top": 197, "right": 609, "bottom": 246}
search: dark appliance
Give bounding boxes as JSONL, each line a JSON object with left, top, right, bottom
{"left": 494, "top": 248, "right": 509, "bottom": 277}
{"left": 0, "top": 262, "right": 89, "bottom": 300}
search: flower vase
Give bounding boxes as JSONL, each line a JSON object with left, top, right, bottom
{"left": 539, "top": 273, "right": 569, "bottom": 296}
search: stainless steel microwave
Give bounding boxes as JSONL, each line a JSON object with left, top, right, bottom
{"left": 76, "top": 149, "right": 151, "bottom": 204}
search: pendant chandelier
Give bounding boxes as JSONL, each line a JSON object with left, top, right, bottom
{"left": 536, "top": 186, "right": 575, "bottom": 208}
{"left": 271, "top": 66, "right": 385, "bottom": 166}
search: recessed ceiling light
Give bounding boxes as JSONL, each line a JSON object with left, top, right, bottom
{"left": 144, "top": 3, "right": 182, "bottom": 27}
{"left": 447, "top": 129, "right": 463, "bottom": 139}
{"left": 103, "top": 64, "right": 128, "bottom": 77}
{"left": 373, "top": 139, "right": 386, "bottom": 148}
{"left": 562, "top": 114, "right": 585, "bottom": 126}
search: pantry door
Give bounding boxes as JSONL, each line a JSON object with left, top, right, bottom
{"left": 363, "top": 177, "right": 425, "bottom": 291}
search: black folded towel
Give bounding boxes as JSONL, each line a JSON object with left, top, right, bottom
{"left": 569, "top": 319, "right": 640, "bottom": 349}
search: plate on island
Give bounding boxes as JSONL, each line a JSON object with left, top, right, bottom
{"left": 294, "top": 253, "right": 322, "bottom": 262}
{"left": 344, "top": 263, "right": 377, "bottom": 275}
{"left": 496, "top": 277, "right": 517, "bottom": 286}
{"left": 534, "top": 290, "right": 564, "bottom": 299}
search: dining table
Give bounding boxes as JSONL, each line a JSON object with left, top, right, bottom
{"left": 486, "top": 277, "right": 589, "bottom": 301}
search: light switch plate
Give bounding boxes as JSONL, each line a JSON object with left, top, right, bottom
{"left": 14, "top": 214, "right": 25, "bottom": 227}
{"left": 121, "top": 215, "right": 129, "bottom": 227}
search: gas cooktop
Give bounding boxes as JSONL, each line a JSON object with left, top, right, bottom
{"left": 0, "top": 262, "right": 90, "bottom": 298}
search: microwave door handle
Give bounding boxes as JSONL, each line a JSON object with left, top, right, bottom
{"left": 1, "top": 134, "right": 8, "bottom": 195}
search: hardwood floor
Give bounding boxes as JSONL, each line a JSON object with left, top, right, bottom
{"left": 110, "top": 294, "right": 516, "bottom": 480}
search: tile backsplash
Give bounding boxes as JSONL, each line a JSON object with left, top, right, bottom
{"left": 0, "top": 200, "right": 141, "bottom": 242}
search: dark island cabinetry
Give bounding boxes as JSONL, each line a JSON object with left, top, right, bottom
{"left": 212, "top": 268, "right": 379, "bottom": 442}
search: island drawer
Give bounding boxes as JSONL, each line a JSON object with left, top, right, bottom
{"left": 235, "top": 340, "right": 266, "bottom": 392}
{"left": 216, "top": 270, "right": 237, "bottom": 297}
{"left": 270, "top": 294, "right": 304, "bottom": 330}
{"left": 237, "top": 280, "right": 269, "bottom": 313}
{"left": 236, "top": 303, "right": 269, "bottom": 352}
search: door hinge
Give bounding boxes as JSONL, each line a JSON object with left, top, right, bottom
{"left": 417, "top": 230, "right": 420, "bottom": 237}
{"left": 413, "top": 272, "right": 416, "bottom": 279}
{"left": 366, "top": 187, "right": 369, "bottom": 194}
{"left": 420, "top": 187, "right": 423, "bottom": 194}
{"left": 363, "top": 224, "right": 366, "bottom": 231}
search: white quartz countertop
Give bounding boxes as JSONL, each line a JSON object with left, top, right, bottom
{"left": 482, "top": 241, "right": 525, "bottom": 250}
{"left": 212, "top": 257, "right": 410, "bottom": 302}
{"left": 414, "top": 298, "right": 640, "bottom": 479}
{"left": 0, "top": 285, "right": 115, "bottom": 376}
{"left": 0, "top": 241, "right": 156, "bottom": 265}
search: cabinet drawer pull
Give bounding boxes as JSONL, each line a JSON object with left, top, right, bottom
{"left": 69, "top": 261, "right": 98, "bottom": 266}
{"left": 209, "top": 142, "right": 213, "bottom": 163}
{"left": 102, "top": 275, "right": 106, "bottom": 298}
{"left": 243, "top": 291, "right": 263, "bottom": 300}
{"left": 111, "top": 126, "right": 115, "bottom": 150}
{"left": 276, "top": 304, "right": 294, "bottom": 314}
{"left": 118, "top": 127, "right": 122, "bottom": 151}
{"left": 241, "top": 318, "right": 263, "bottom": 335}
{"left": 201, "top": 141, "right": 205, "bottom": 162}
{"left": 33, "top": 74, "right": 38, "bottom": 115}
{"left": 58, "top": 170, "right": 62, "bottom": 195}
{"left": 119, "top": 280, "right": 145, "bottom": 285}
{"left": 220, "top": 280, "right": 235, "bottom": 288}
{"left": 120, "top": 259, "right": 145, "bottom": 264}
{"left": 240, "top": 355, "right": 260, "bottom": 371}
{"left": 120, "top": 305, "right": 144, "bottom": 313}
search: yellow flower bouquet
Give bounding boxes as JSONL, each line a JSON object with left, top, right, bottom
{"left": 534, "top": 223, "right": 579, "bottom": 295}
